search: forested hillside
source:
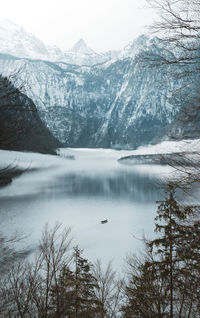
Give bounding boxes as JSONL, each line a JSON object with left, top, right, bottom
{"left": 0, "top": 75, "right": 62, "bottom": 154}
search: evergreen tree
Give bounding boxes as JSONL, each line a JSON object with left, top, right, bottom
{"left": 149, "top": 186, "right": 184, "bottom": 317}
{"left": 122, "top": 185, "right": 200, "bottom": 317}
{"left": 149, "top": 186, "right": 200, "bottom": 317}
{"left": 72, "top": 246, "right": 102, "bottom": 318}
{"left": 50, "top": 246, "right": 102, "bottom": 318}
{"left": 49, "top": 266, "right": 75, "bottom": 317}
{"left": 122, "top": 254, "right": 168, "bottom": 317}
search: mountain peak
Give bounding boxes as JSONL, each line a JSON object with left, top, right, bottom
{"left": 70, "top": 39, "right": 95, "bottom": 54}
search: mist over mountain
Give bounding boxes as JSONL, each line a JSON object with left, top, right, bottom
{"left": 0, "top": 20, "right": 196, "bottom": 149}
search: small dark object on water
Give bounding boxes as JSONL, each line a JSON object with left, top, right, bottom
{"left": 101, "top": 219, "right": 108, "bottom": 224}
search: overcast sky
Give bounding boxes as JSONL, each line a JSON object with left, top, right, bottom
{"left": 0, "top": 0, "right": 157, "bottom": 52}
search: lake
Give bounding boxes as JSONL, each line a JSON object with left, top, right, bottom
{"left": 0, "top": 148, "right": 172, "bottom": 270}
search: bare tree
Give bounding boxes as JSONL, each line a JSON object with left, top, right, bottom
{"left": 141, "top": 0, "right": 200, "bottom": 190}
{"left": 30, "top": 223, "right": 72, "bottom": 317}
{"left": 146, "top": 0, "right": 200, "bottom": 49}
{"left": 0, "top": 223, "right": 72, "bottom": 318}
{"left": 93, "top": 260, "right": 124, "bottom": 318}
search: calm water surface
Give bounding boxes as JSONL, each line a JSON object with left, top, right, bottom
{"left": 0, "top": 148, "right": 171, "bottom": 269}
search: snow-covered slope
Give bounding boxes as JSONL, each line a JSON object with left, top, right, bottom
{"left": 119, "top": 35, "right": 150, "bottom": 59}
{"left": 0, "top": 20, "right": 49, "bottom": 60}
{"left": 122, "top": 138, "right": 200, "bottom": 156}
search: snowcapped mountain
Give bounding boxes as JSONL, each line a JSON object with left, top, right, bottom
{"left": 0, "top": 20, "right": 193, "bottom": 149}
{"left": 0, "top": 20, "right": 117, "bottom": 65}
{"left": 0, "top": 20, "right": 153, "bottom": 66}
{"left": 0, "top": 46, "right": 183, "bottom": 148}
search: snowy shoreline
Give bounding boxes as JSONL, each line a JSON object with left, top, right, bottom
{"left": 118, "top": 138, "right": 200, "bottom": 165}
{"left": 118, "top": 151, "right": 199, "bottom": 166}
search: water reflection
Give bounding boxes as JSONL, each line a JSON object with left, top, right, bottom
{"left": 44, "top": 170, "right": 161, "bottom": 202}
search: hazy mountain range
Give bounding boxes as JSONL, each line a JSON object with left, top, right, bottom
{"left": 0, "top": 20, "right": 118, "bottom": 65}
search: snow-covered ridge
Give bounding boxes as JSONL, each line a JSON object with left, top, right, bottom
{"left": 0, "top": 20, "right": 49, "bottom": 60}
{"left": 0, "top": 20, "right": 152, "bottom": 66}
{"left": 0, "top": 20, "right": 107, "bottom": 65}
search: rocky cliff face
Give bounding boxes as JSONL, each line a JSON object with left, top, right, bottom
{"left": 0, "top": 54, "right": 181, "bottom": 148}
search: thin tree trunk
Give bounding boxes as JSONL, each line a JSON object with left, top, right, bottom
{"left": 75, "top": 251, "right": 78, "bottom": 318}
{"left": 169, "top": 190, "right": 173, "bottom": 318}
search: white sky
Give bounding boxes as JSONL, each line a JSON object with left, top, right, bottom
{"left": 0, "top": 0, "right": 157, "bottom": 52}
